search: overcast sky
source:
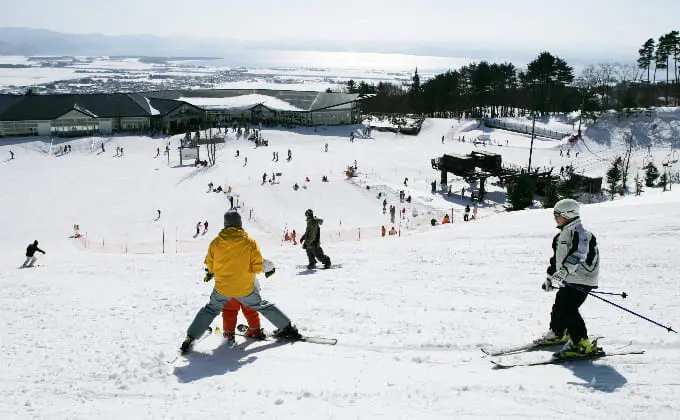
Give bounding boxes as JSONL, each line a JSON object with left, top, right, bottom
{"left": 1, "top": 0, "right": 678, "bottom": 58}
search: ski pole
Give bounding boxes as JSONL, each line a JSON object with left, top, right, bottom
{"left": 566, "top": 283, "right": 677, "bottom": 333}
{"left": 588, "top": 290, "right": 628, "bottom": 299}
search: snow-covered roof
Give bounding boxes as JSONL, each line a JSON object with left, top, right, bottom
{"left": 145, "top": 97, "right": 160, "bottom": 115}
{"left": 178, "top": 94, "right": 306, "bottom": 112}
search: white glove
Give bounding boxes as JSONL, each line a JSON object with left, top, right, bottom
{"left": 263, "top": 259, "right": 276, "bottom": 278}
{"left": 549, "top": 268, "right": 569, "bottom": 288}
{"left": 542, "top": 277, "right": 555, "bottom": 292}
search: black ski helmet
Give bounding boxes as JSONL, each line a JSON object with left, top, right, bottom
{"left": 305, "top": 209, "right": 313, "bottom": 217}
{"left": 223, "top": 210, "right": 242, "bottom": 228}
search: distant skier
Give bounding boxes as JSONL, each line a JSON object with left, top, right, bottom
{"left": 22, "top": 240, "right": 45, "bottom": 268}
{"left": 300, "top": 209, "right": 331, "bottom": 269}
{"left": 463, "top": 205, "right": 471, "bottom": 221}
{"left": 196, "top": 221, "right": 202, "bottom": 235}
{"left": 157, "top": 209, "right": 161, "bottom": 219}
{"left": 180, "top": 210, "right": 301, "bottom": 354}
{"left": 324, "top": 143, "right": 328, "bottom": 152}
{"left": 156, "top": 147, "right": 160, "bottom": 157}
{"left": 538, "top": 199, "right": 600, "bottom": 358}
{"left": 9, "top": 150, "right": 14, "bottom": 159}
{"left": 203, "top": 221, "right": 209, "bottom": 234}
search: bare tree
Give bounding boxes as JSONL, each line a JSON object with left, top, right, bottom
{"left": 574, "top": 66, "right": 600, "bottom": 136}
{"left": 620, "top": 132, "right": 635, "bottom": 193}
{"left": 595, "top": 63, "right": 618, "bottom": 108}
{"left": 614, "top": 63, "right": 643, "bottom": 109}
{"left": 207, "top": 126, "right": 217, "bottom": 166}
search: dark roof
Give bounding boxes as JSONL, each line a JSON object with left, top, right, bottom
{"left": 0, "top": 90, "right": 367, "bottom": 121}
{"left": 0, "top": 93, "right": 152, "bottom": 121}
{"left": 0, "top": 95, "right": 22, "bottom": 116}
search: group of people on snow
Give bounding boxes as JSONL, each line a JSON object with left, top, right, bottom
{"left": 180, "top": 207, "right": 334, "bottom": 354}
{"left": 164, "top": 126, "right": 602, "bottom": 359}
{"left": 195, "top": 220, "right": 209, "bottom": 235}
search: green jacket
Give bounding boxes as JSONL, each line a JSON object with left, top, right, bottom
{"left": 301, "top": 216, "right": 323, "bottom": 247}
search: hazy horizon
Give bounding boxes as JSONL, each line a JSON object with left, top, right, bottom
{"left": 0, "top": 27, "right": 641, "bottom": 71}
{"left": 1, "top": 0, "right": 678, "bottom": 64}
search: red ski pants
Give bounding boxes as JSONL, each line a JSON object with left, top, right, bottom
{"left": 222, "top": 298, "right": 261, "bottom": 332}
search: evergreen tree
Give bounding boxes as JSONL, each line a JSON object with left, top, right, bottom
{"left": 410, "top": 67, "right": 421, "bottom": 95}
{"left": 606, "top": 158, "right": 622, "bottom": 199}
{"left": 634, "top": 172, "right": 644, "bottom": 196}
{"left": 521, "top": 52, "right": 574, "bottom": 114}
{"left": 507, "top": 174, "right": 534, "bottom": 211}
{"left": 645, "top": 163, "right": 660, "bottom": 187}
{"left": 668, "top": 30, "right": 680, "bottom": 93}
{"left": 542, "top": 181, "right": 560, "bottom": 208}
{"left": 346, "top": 80, "right": 357, "bottom": 94}
{"left": 409, "top": 68, "right": 422, "bottom": 112}
{"left": 660, "top": 33, "right": 676, "bottom": 104}
{"left": 659, "top": 172, "right": 669, "bottom": 191}
{"left": 638, "top": 38, "right": 655, "bottom": 83}
{"left": 557, "top": 165, "right": 579, "bottom": 199}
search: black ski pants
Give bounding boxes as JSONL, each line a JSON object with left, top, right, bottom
{"left": 550, "top": 284, "right": 593, "bottom": 343}
{"left": 306, "top": 245, "right": 330, "bottom": 266}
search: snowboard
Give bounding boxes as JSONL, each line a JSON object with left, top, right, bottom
{"left": 295, "top": 264, "right": 343, "bottom": 270}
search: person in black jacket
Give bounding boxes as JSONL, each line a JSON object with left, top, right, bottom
{"left": 300, "top": 209, "right": 331, "bottom": 269}
{"left": 23, "top": 240, "right": 45, "bottom": 267}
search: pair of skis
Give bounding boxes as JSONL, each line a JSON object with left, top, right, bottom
{"left": 168, "top": 324, "right": 337, "bottom": 363}
{"left": 481, "top": 338, "right": 644, "bottom": 368}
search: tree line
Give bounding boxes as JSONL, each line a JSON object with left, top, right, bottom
{"left": 345, "top": 31, "right": 680, "bottom": 117}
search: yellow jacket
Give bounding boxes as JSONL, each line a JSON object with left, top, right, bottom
{"left": 204, "top": 227, "right": 264, "bottom": 297}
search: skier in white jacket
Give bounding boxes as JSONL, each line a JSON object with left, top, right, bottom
{"left": 537, "top": 199, "right": 600, "bottom": 358}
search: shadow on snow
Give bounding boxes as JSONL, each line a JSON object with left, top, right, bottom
{"left": 564, "top": 360, "right": 628, "bottom": 392}
{"left": 173, "top": 338, "right": 288, "bottom": 383}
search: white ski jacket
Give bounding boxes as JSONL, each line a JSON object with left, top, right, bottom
{"left": 548, "top": 217, "right": 599, "bottom": 287}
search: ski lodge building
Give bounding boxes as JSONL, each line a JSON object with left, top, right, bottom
{"left": 0, "top": 89, "right": 368, "bottom": 138}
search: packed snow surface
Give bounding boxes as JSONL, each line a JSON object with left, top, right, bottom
{"left": 0, "top": 117, "right": 679, "bottom": 419}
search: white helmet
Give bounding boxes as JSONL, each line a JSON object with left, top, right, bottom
{"left": 553, "top": 198, "right": 580, "bottom": 219}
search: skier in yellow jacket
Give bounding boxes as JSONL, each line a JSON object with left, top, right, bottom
{"left": 181, "top": 210, "right": 301, "bottom": 354}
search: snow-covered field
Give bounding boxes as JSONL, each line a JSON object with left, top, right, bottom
{"left": 0, "top": 117, "right": 679, "bottom": 419}
{"left": 0, "top": 55, "right": 415, "bottom": 93}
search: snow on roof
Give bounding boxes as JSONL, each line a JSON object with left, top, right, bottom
{"left": 178, "top": 94, "right": 305, "bottom": 112}
{"left": 144, "top": 96, "right": 160, "bottom": 115}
